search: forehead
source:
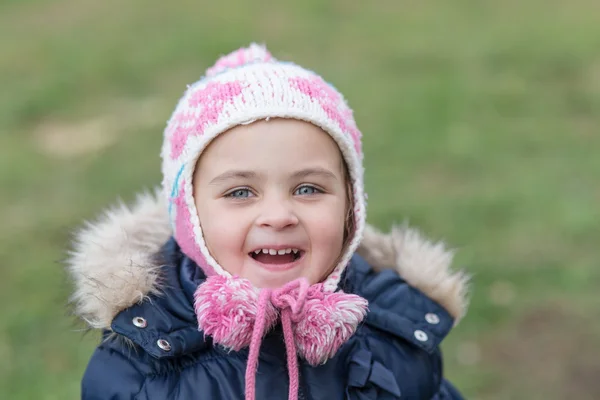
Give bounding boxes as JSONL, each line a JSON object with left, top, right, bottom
{"left": 196, "top": 118, "right": 344, "bottom": 175}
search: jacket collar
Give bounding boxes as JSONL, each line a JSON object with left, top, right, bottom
{"left": 110, "top": 241, "right": 207, "bottom": 359}
{"left": 111, "top": 237, "right": 349, "bottom": 360}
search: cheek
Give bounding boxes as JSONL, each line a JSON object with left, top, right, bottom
{"left": 307, "top": 202, "right": 346, "bottom": 253}
{"left": 196, "top": 203, "right": 248, "bottom": 269}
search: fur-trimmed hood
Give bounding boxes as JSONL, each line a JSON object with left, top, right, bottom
{"left": 66, "top": 190, "right": 469, "bottom": 330}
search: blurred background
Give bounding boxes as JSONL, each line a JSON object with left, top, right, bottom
{"left": 1, "top": 0, "right": 599, "bottom": 398}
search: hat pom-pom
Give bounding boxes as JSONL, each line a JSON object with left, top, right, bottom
{"left": 206, "top": 43, "right": 273, "bottom": 77}
{"left": 194, "top": 275, "right": 277, "bottom": 351}
{"left": 295, "top": 291, "right": 369, "bottom": 365}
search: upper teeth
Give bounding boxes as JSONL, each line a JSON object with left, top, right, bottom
{"left": 254, "top": 248, "right": 299, "bottom": 255}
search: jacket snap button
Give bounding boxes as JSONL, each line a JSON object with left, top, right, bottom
{"left": 425, "top": 313, "right": 440, "bottom": 324}
{"left": 414, "top": 330, "right": 428, "bottom": 342}
{"left": 157, "top": 339, "right": 172, "bottom": 352}
{"left": 132, "top": 317, "right": 147, "bottom": 328}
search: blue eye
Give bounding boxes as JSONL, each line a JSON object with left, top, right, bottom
{"left": 294, "top": 185, "right": 321, "bottom": 195}
{"left": 226, "top": 188, "right": 253, "bottom": 198}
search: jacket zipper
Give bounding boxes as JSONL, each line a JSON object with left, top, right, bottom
{"left": 298, "top": 384, "right": 306, "bottom": 400}
{"left": 297, "top": 368, "right": 307, "bottom": 400}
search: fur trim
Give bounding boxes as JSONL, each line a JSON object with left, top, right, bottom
{"left": 66, "top": 190, "right": 170, "bottom": 329}
{"left": 66, "top": 189, "right": 469, "bottom": 330}
{"left": 357, "top": 224, "right": 470, "bottom": 324}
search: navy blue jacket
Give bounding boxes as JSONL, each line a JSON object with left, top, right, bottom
{"left": 82, "top": 238, "right": 464, "bottom": 399}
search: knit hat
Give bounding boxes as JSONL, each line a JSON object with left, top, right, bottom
{"left": 161, "top": 44, "right": 368, "bottom": 400}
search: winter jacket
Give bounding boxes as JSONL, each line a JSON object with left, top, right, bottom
{"left": 67, "top": 192, "right": 469, "bottom": 399}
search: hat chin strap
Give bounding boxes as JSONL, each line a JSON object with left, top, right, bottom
{"left": 194, "top": 275, "right": 369, "bottom": 400}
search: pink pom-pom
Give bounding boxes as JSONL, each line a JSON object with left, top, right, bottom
{"left": 206, "top": 43, "right": 273, "bottom": 77}
{"left": 194, "top": 275, "right": 277, "bottom": 351}
{"left": 294, "top": 291, "right": 368, "bottom": 365}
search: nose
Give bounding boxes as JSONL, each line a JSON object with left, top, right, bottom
{"left": 255, "top": 198, "right": 299, "bottom": 230}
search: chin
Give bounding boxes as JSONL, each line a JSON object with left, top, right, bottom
{"left": 250, "top": 273, "right": 301, "bottom": 289}
{"left": 246, "top": 268, "right": 315, "bottom": 289}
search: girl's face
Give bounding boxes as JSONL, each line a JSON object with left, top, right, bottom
{"left": 193, "top": 118, "right": 348, "bottom": 289}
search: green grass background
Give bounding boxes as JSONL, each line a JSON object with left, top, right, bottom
{"left": 1, "top": 0, "right": 599, "bottom": 398}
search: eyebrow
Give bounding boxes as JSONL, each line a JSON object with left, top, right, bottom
{"left": 208, "top": 167, "right": 338, "bottom": 186}
{"left": 291, "top": 167, "right": 338, "bottom": 181}
{"left": 209, "top": 170, "right": 258, "bottom": 185}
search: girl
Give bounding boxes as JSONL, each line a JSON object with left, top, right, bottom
{"left": 68, "top": 43, "right": 469, "bottom": 399}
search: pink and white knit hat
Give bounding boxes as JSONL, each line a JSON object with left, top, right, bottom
{"left": 161, "top": 44, "right": 368, "bottom": 400}
{"left": 162, "top": 43, "right": 366, "bottom": 291}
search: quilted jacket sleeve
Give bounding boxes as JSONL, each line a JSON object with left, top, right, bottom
{"left": 345, "top": 255, "right": 464, "bottom": 399}
{"left": 82, "top": 335, "right": 147, "bottom": 400}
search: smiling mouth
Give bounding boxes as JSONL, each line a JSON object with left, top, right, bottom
{"left": 249, "top": 248, "right": 304, "bottom": 265}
